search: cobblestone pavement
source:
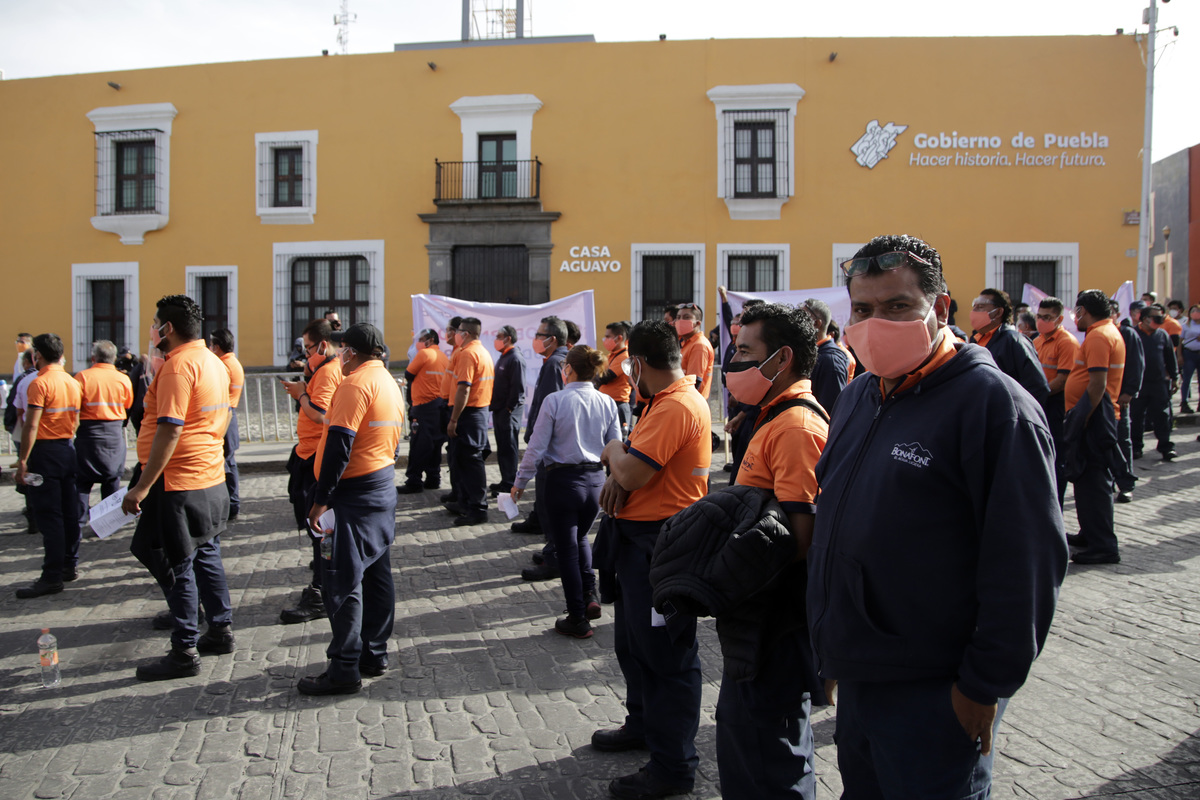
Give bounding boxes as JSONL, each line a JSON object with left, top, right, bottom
{"left": 1, "top": 434, "right": 1198, "bottom": 799}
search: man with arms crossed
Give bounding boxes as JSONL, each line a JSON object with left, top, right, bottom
{"left": 809, "top": 235, "right": 1067, "bottom": 799}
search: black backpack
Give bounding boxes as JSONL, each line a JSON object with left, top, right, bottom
{"left": 4, "top": 369, "right": 33, "bottom": 433}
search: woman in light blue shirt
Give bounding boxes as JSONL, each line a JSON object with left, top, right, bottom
{"left": 1180, "top": 303, "right": 1200, "bottom": 414}
{"left": 513, "top": 345, "right": 620, "bottom": 639}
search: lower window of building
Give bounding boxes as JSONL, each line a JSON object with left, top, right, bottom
{"left": 291, "top": 256, "right": 370, "bottom": 340}
{"left": 641, "top": 255, "right": 695, "bottom": 322}
{"left": 452, "top": 246, "right": 530, "bottom": 304}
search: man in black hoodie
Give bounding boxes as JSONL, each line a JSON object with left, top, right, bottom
{"left": 809, "top": 235, "right": 1067, "bottom": 799}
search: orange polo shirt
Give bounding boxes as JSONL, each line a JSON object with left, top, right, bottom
{"left": 882, "top": 328, "right": 959, "bottom": 398}
{"left": 1033, "top": 326, "right": 1079, "bottom": 387}
{"left": 219, "top": 352, "right": 245, "bottom": 408}
{"left": 971, "top": 328, "right": 996, "bottom": 348}
{"left": 296, "top": 357, "right": 344, "bottom": 460}
{"left": 74, "top": 362, "right": 133, "bottom": 422}
{"left": 442, "top": 346, "right": 461, "bottom": 402}
{"left": 619, "top": 376, "right": 712, "bottom": 522}
{"left": 1065, "top": 318, "right": 1125, "bottom": 419}
{"left": 314, "top": 359, "right": 405, "bottom": 481}
{"left": 454, "top": 339, "right": 494, "bottom": 408}
{"left": 680, "top": 332, "right": 715, "bottom": 399}
{"left": 736, "top": 380, "right": 828, "bottom": 514}
{"left": 408, "top": 346, "right": 449, "bottom": 406}
{"left": 1161, "top": 315, "right": 1182, "bottom": 339}
{"left": 138, "top": 339, "right": 230, "bottom": 491}
{"left": 599, "top": 347, "right": 632, "bottom": 404}
{"left": 27, "top": 364, "right": 81, "bottom": 440}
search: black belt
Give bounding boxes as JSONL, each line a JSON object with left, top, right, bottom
{"left": 36, "top": 438, "right": 72, "bottom": 446}
{"left": 545, "top": 461, "right": 603, "bottom": 472}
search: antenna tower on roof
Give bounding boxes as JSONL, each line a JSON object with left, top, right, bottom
{"left": 464, "top": 0, "right": 532, "bottom": 41}
{"left": 334, "top": 0, "right": 357, "bottom": 54}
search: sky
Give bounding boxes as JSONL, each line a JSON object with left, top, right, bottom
{"left": 1, "top": 0, "right": 1196, "bottom": 157}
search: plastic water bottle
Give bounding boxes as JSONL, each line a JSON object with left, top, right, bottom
{"left": 320, "top": 533, "right": 333, "bottom": 561}
{"left": 23, "top": 473, "right": 43, "bottom": 487}
{"left": 38, "top": 629, "right": 60, "bottom": 688}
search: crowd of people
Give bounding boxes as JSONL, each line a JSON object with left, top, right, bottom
{"left": 8, "top": 236, "right": 1196, "bottom": 799}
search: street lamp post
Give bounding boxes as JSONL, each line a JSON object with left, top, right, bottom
{"left": 1136, "top": 0, "right": 1159, "bottom": 297}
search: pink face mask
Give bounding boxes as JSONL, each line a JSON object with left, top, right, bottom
{"left": 843, "top": 304, "right": 937, "bottom": 380}
{"left": 729, "top": 323, "right": 742, "bottom": 338}
{"left": 1035, "top": 318, "right": 1060, "bottom": 337}
{"left": 725, "top": 348, "right": 782, "bottom": 406}
{"left": 674, "top": 319, "right": 696, "bottom": 337}
{"left": 969, "top": 309, "right": 996, "bottom": 333}
{"left": 531, "top": 337, "right": 546, "bottom": 355}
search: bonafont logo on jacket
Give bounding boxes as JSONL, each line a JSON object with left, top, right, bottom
{"left": 891, "top": 441, "right": 932, "bottom": 468}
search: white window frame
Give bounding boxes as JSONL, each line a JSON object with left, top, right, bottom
{"left": 255, "top": 130, "right": 318, "bottom": 224}
{"left": 630, "top": 243, "right": 706, "bottom": 322}
{"left": 717, "top": 243, "right": 790, "bottom": 296}
{"left": 186, "top": 266, "right": 239, "bottom": 339}
{"left": 985, "top": 242, "right": 1080, "bottom": 308}
{"left": 449, "top": 94, "right": 542, "bottom": 200}
{"left": 707, "top": 84, "right": 805, "bottom": 221}
{"left": 272, "top": 240, "right": 385, "bottom": 366}
{"left": 832, "top": 243, "right": 867, "bottom": 287}
{"left": 87, "top": 103, "right": 177, "bottom": 245}
{"left": 71, "top": 262, "right": 139, "bottom": 373}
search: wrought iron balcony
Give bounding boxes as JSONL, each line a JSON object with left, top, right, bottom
{"left": 434, "top": 158, "right": 541, "bottom": 202}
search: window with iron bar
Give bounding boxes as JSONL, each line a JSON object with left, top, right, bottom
{"left": 94, "top": 129, "right": 165, "bottom": 216}
{"left": 722, "top": 110, "right": 789, "bottom": 200}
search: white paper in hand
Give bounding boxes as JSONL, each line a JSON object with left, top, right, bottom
{"left": 496, "top": 493, "right": 519, "bottom": 520}
{"left": 89, "top": 487, "right": 137, "bottom": 539}
{"left": 311, "top": 508, "right": 335, "bottom": 534}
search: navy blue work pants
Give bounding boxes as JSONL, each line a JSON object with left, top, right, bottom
{"left": 1131, "top": 382, "right": 1174, "bottom": 456}
{"left": 452, "top": 406, "right": 489, "bottom": 513}
{"left": 613, "top": 524, "right": 702, "bottom": 785}
{"left": 1043, "top": 393, "right": 1067, "bottom": 509}
{"left": 716, "top": 630, "right": 815, "bottom": 799}
{"left": 835, "top": 678, "right": 1007, "bottom": 800}
{"left": 404, "top": 399, "right": 445, "bottom": 487}
{"left": 491, "top": 403, "right": 523, "bottom": 489}
{"left": 1114, "top": 411, "right": 1137, "bottom": 493}
{"left": 28, "top": 439, "right": 80, "bottom": 584}
{"left": 533, "top": 464, "right": 556, "bottom": 567}
{"left": 543, "top": 466, "right": 603, "bottom": 617}
{"left": 1072, "top": 458, "right": 1118, "bottom": 555}
{"left": 165, "top": 535, "right": 233, "bottom": 651}
{"left": 323, "top": 546, "right": 394, "bottom": 682}
{"left": 223, "top": 410, "right": 240, "bottom": 516}
{"left": 74, "top": 419, "right": 126, "bottom": 525}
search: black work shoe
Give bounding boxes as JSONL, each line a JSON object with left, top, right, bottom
{"left": 280, "top": 586, "right": 327, "bottom": 624}
{"left": 585, "top": 593, "right": 602, "bottom": 620}
{"left": 1133, "top": 451, "right": 1144, "bottom": 460}
{"left": 196, "top": 625, "right": 235, "bottom": 655}
{"left": 15, "top": 580, "right": 64, "bottom": 599}
{"left": 444, "top": 502, "right": 466, "bottom": 516}
{"left": 397, "top": 483, "right": 425, "bottom": 495}
{"left": 61, "top": 569, "right": 77, "bottom": 582}
{"left": 358, "top": 659, "right": 388, "bottom": 678}
{"left": 1065, "top": 532, "right": 1088, "bottom": 548}
{"left": 609, "top": 768, "right": 693, "bottom": 799}
{"left": 1163, "top": 450, "right": 1177, "bottom": 462}
{"left": 297, "top": 671, "right": 361, "bottom": 696}
{"left": 531, "top": 552, "right": 545, "bottom": 565}
{"left": 454, "top": 513, "right": 488, "bottom": 526}
{"left": 1181, "top": 402, "right": 1195, "bottom": 414}
{"left": 1116, "top": 491, "right": 1133, "bottom": 504}
{"left": 439, "top": 492, "right": 455, "bottom": 504}
{"left": 423, "top": 478, "right": 440, "bottom": 489}
{"left": 511, "top": 518, "right": 541, "bottom": 534}
{"left": 554, "top": 615, "right": 593, "bottom": 639}
{"left": 592, "top": 725, "right": 647, "bottom": 753}
{"left": 136, "top": 648, "right": 201, "bottom": 681}
{"left": 522, "top": 563, "right": 561, "bottom": 581}
{"left": 1072, "top": 549, "right": 1121, "bottom": 565}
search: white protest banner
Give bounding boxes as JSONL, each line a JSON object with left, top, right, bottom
{"left": 410, "top": 291, "right": 597, "bottom": 423}
{"left": 1111, "top": 281, "right": 1135, "bottom": 323}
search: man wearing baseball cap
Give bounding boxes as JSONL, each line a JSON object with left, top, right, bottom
{"left": 299, "top": 323, "right": 405, "bottom": 695}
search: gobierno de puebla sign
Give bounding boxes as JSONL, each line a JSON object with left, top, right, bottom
{"left": 851, "top": 120, "right": 1111, "bottom": 170}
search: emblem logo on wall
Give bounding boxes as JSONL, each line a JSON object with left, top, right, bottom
{"left": 851, "top": 120, "right": 908, "bottom": 169}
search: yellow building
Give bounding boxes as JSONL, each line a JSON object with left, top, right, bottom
{"left": 0, "top": 35, "right": 1144, "bottom": 368}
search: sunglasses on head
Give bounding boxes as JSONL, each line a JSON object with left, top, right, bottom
{"left": 840, "top": 250, "right": 934, "bottom": 279}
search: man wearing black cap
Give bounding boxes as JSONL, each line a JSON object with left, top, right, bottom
{"left": 299, "top": 323, "right": 405, "bottom": 695}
